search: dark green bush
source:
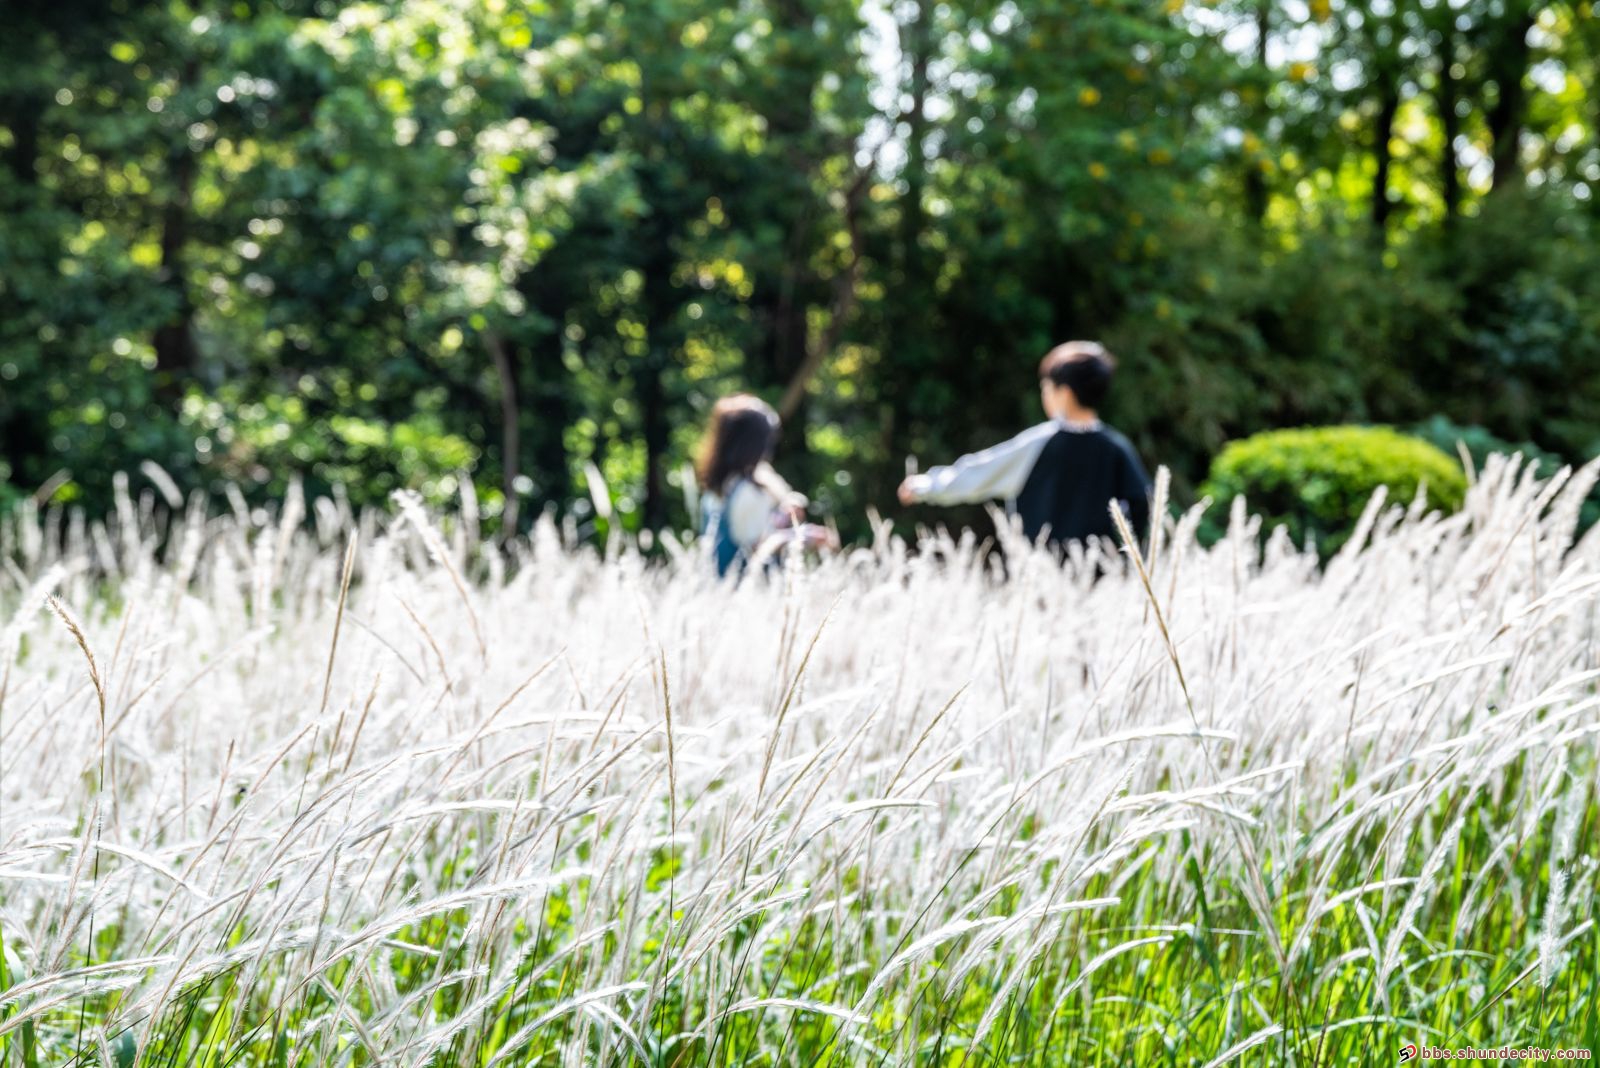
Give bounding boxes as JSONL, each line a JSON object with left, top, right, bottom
{"left": 1408, "top": 415, "right": 1600, "bottom": 533}
{"left": 1407, "top": 414, "right": 1566, "bottom": 477}
{"left": 1199, "top": 426, "right": 1467, "bottom": 556}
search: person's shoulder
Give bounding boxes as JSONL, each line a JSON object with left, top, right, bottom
{"left": 1034, "top": 424, "right": 1076, "bottom": 453}
{"left": 1095, "top": 423, "right": 1138, "bottom": 453}
{"left": 1013, "top": 420, "right": 1065, "bottom": 448}
{"left": 1095, "top": 424, "right": 1149, "bottom": 481}
{"left": 752, "top": 462, "right": 807, "bottom": 508}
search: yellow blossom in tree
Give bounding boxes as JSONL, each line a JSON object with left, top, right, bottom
{"left": 1079, "top": 86, "right": 1101, "bottom": 107}
{"left": 1288, "top": 61, "right": 1315, "bottom": 82}
{"left": 1118, "top": 130, "right": 1139, "bottom": 151}
{"left": 1310, "top": 0, "right": 1331, "bottom": 20}
{"left": 1164, "top": 0, "right": 1184, "bottom": 13}
{"left": 1149, "top": 147, "right": 1173, "bottom": 165}
{"left": 1242, "top": 131, "right": 1263, "bottom": 154}
{"left": 1089, "top": 161, "right": 1108, "bottom": 180}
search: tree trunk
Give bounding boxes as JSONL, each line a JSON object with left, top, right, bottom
{"left": 1437, "top": 29, "right": 1462, "bottom": 223}
{"left": 153, "top": 61, "right": 200, "bottom": 398}
{"left": 0, "top": 85, "right": 49, "bottom": 486}
{"left": 638, "top": 358, "right": 669, "bottom": 530}
{"left": 637, "top": 199, "right": 678, "bottom": 530}
{"left": 1, "top": 103, "right": 39, "bottom": 188}
{"left": 1371, "top": 81, "right": 1399, "bottom": 234}
{"left": 484, "top": 329, "right": 521, "bottom": 534}
{"left": 526, "top": 330, "right": 572, "bottom": 518}
{"left": 887, "top": 0, "right": 933, "bottom": 464}
{"left": 1244, "top": 0, "right": 1271, "bottom": 222}
{"left": 1485, "top": 1, "right": 1535, "bottom": 192}
{"left": 762, "top": 0, "right": 820, "bottom": 395}
{"left": 901, "top": 1, "right": 930, "bottom": 287}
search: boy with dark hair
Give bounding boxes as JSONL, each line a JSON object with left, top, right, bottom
{"left": 897, "top": 341, "right": 1152, "bottom": 550}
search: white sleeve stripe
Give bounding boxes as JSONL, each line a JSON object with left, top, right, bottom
{"left": 914, "top": 422, "right": 1057, "bottom": 505}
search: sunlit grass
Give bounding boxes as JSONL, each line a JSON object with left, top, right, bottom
{"left": 2, "top": 459, "right": 1599, "bottom": 1066}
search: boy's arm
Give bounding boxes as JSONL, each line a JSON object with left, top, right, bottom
{"left": 902, "top": 423, "right": 1057, "bottom": 506}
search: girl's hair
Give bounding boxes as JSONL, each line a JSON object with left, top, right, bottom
{"left": 697, "top": 394, "right": 780, "bottom": 493}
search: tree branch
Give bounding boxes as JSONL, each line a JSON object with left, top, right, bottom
{"left": 778, "top": 167, "right": 871, "bottom": 422}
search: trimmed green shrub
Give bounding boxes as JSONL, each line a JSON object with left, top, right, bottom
{"left": 1200, "top": 425, "right": 1467, "bottom": 556}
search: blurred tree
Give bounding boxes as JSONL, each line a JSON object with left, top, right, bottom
{"left": 1, "top": 0, "right": 1597, "bottom": 543}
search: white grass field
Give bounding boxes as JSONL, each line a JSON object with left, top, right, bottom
{"left": 2, "top": 458, "right": 1598, "bottom": 1066}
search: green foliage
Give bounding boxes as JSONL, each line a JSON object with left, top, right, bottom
{"left": 1, "top": 0, "right": 1597, "bottom": 539}
{"left": 1410, "top": 414, "right": 1600, "bottom": 532}
{"left": 1409, "top": 414, "right": 1569, "bottom": 479}
{"left": 181, "top": 389, "right": 477, "bottom": 510}
{"left": 1201, "top": 425, "right": 1468, "bottom": 554}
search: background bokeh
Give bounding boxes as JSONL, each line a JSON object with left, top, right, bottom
{"left": 3, "top": 0, "right": 1598, "bottom": 541}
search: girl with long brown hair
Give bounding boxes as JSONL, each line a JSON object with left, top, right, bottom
{"left": 697, "top": 394, "right": 835, "bottom": 576}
